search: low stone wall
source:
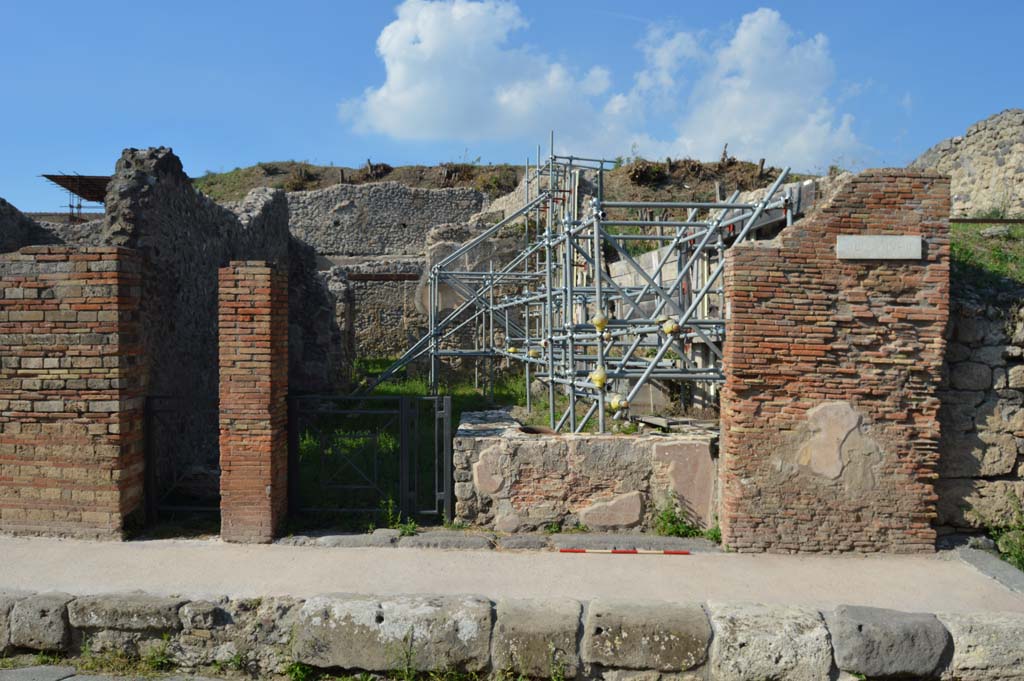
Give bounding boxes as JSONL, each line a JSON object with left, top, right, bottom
{"left": 453, "top": 411, "right": 717, "bottom": 531}
{"left": 1, "top": 590, "right": 1021, "bottom": 680}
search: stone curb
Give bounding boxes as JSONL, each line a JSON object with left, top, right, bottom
{"left": 551, "top": 533, "right": 721, "bottom": 552}
{"left": 1, "top": 591, "right": 1022, "bottom": 680}
{"left": 957, "top": 547, "right": 1024, "bottom": 594}
{"left": 278, "top": 530, "right": 724, "bottom": 553}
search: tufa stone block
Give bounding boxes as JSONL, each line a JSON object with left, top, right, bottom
{"left": 581, "top": 600, "right": 710, "bottom": 671}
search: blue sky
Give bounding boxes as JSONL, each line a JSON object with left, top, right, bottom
{"left": 1, "top": 0, "right": 1021, "bottom": 211}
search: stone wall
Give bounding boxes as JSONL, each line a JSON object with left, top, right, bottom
{"left": 287, "top": 182, "right": 485, "bottom": 258}
{"left": 218, "top": 263, "right": 289, "bottom": 543}
{"left": 911, "top": 108, "right": 1024, "bottom": 217}
{"left": 453, "top": 411, "right": 717, "bottom": 532}
{"left": 0, "top": 199, "right": 58, "bottom": 253}
{"left": 284, "top": 182, "right": 487, "bottom": 360}
{"left": 937, "top": 287, "right": 1024, "bottom": 533}
{"left": 720, "top": 169, "right": 950, "bottom": 553}
{"left": 335, "top": 260, "right": 426, "bottom": 358}
{"left": 2, "top": 589, "right": 1021, "bottom": 680}
{"left": 0, "top": 247, "right": 146, "bottom": 538}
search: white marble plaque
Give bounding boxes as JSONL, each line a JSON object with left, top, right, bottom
{"left": 836, "top": 235, "right": 922, "bottom": 260}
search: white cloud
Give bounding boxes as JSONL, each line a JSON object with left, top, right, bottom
{"left": 346, "top": 2, "right": 863, "bottom": 172}
{"left": 629, "top": 8, "right": 861, "bottom": 171}
{"left": 345, "top": 0, "right": 607, "bottom": 141}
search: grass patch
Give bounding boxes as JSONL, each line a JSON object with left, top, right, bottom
{"left": 950, "top": 221, "right": 1024, "bottom": 290}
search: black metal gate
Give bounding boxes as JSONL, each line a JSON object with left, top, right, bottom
{"left": 287, "top": 394, "right": 453, "bottom": 521}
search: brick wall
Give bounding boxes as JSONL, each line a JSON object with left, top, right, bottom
{"left": 0, "top": 246, "right": 145, "bottom": 538}
{"left": 218, "top": 262, "right": 289, "bottom": 543}
{"left": 720, "top": 170, "right": 950, "bottom": 552}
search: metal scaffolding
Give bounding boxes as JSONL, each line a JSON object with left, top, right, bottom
{"left": 370, "top": 139, "right": 792, "bottom": 433}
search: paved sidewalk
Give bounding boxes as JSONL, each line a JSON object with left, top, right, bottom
{"left": 2, "top": 535, "right": 1024, "bottom": 613}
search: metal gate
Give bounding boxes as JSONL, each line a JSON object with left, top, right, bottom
{"left": 288, "top": 394, "right": 453, "bottom": 521}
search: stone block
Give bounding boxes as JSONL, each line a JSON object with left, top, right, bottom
{"left": 292, "top": 594, "right": 492, "bottom": 671}
{"left": 936, "top": 479, "right": 1024, "bottom": 528}
{"left": 937, "top": 612, "right": 1024, "bottom": 681}
{"left": 397, "top": 531, "right": 494, "bottom": 550}
{"left": 316, "top": 531, "right": 399, "bottom": 548}
{"left": 1008, "top": 364, "right": 1024, "bottom": 389}
{"left": 551, "top": 533, "right": 720, "bottom": 553}
{"left": 971, "top": 345, "right": 1008, "bottom": 367}
{"left": 0, "top": 591, "right": 31, "bottom": 654}
{"left": 67, "top": 593, "right": 186, "bottom": 632}
{"left": 578, "top": 491, "right": 644, "bottom": 530}
{"left": 9, "top": 592, "right": 73, "bottom": 652}
{"left": 492, "top": 599, "right": 581, "bottom": 677}
{"left": 951, "top": 362, "right": 993, "bottom": 391}
{"left": 178, "top": 601, "right": 228, "bottom": 631}
{"left": 0, "top": 666, "right": 79, "bottom": 681}
{"left": 708, "top": 603, "right": 833, "bottom": 681}
{"left": 826, "top": 605, "right": 951, "bottom": 679}
{"left": 939, "top": 431, "right": 1018, "bottom": 477}
{"left": 497, "top": 534, "right": 550, "bottom": 550}
{"left": 653, "top": 441, "right": 716, "bottom": 527}
{"left": 581, "top": 600, "right": 710, "bottom": 671}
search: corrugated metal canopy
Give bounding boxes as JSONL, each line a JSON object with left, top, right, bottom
{"left": 42, "top": 175, "right": 110, "bottom": 203}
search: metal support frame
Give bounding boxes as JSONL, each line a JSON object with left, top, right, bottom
{"left": 369, "top": 141, "right": 791, "bottom": 433}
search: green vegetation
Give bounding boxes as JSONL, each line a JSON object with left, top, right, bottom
{"left": 376, "top": 497, "right": 418, "bottom": 537}
{"left": 983, "top": 493, "right": 1024, "bottom": 572}
{"left": 141, "top": 635, "right": 173, "bottom": 672}
{"left": 286, "top": 661, "right": 317, "bottom": 681}
{"left": 192, "top": 160, "right": 523, "bottom": 203}
{"left": 950, "top": 220, "right": 1024, "bottom": 290}
{"left": 33, "top": 652, "right": 64, "bottom": 666}
{"left": 654, "top": 495, "right": 721, "bottom": 543}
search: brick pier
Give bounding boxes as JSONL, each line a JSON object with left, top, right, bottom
{"left": 720, "top": 170, "right": 951, "bottom": 552}
{"left": 0, "top": 247, "right": 145, "bottom": 538}
{"left": 218, "top": 261, "right": 289, "bottom": 543}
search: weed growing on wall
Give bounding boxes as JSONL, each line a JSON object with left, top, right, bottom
{"left": 654, "top": 494, "right": 721, "bottom": 543}
{"left": 286, "top": 661, "right": 316, "bottom": 681}
{"left": 992, "top": 495, "right": 1024, "bottom": 571}
{"left": 969, "top": 491, "right": 1024, "bottom": 572}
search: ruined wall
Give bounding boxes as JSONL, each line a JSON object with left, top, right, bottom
{"left": 453, "top": 411, "right": 717, "bottom": 532}
{"left": 3, "top": 148, "right": 350, "bottom": 510}
{"left": 283, "top": 182, "right": 486, "bottom": 361}
{"left": 937, "top": 288, "right": 1024, "bottom": 533}
{"left": 0, "top": 199, "right": 58, "bottom": 253}
{"left": 0, "top": 247, "right": 146, "bottom": 538}
{"left": 911, "top": 108, "right": 1024, "bottom": 217}
{"left": 720, "top": 170, "right": 950, "bottom": 553}
{"left": 287, "top": 182, "right": 485, "bottom": 258}
{"left": 335, "top": 261, "right": 426, "bottom": 358}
